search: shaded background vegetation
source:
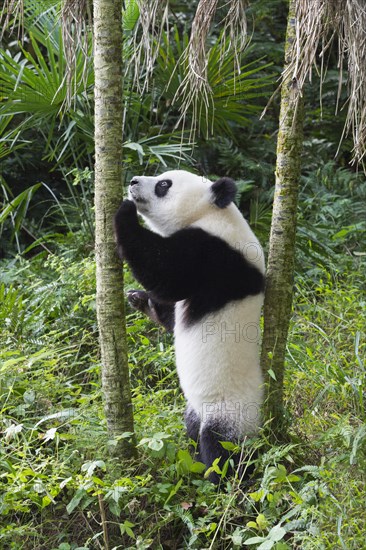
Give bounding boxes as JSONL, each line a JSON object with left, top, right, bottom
{"left": 0, "top": 0, "right": 365, "bottom": 548}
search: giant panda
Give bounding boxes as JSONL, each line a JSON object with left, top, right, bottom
{"left": 114, "top": 170, "right": 265, "bottom": 484}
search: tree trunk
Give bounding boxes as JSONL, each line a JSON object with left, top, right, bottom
{"left": 94, "top": 0, "right": 135, "bottom": 458}
{"left": 261, "top": 0, "right": 304, "bottom": 438}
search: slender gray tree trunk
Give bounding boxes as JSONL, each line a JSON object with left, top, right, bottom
{"left": 94, "top": 0, "right": 135, "bottom": 458}
{"left": 261, "top": 0, "right": 304, "bottom": 437}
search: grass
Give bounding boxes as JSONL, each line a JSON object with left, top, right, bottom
{"left": 0, "top": 225, "right": 365, "bottom": 549}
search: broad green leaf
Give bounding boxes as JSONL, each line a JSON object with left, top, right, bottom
{"left": 268, "top": 525, "right": 286, "bottom": 542}
{"left": 66, "top": 488, "right": 87, "bottom": 514}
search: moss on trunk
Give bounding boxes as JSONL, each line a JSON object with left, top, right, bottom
{"left": 261, "top": 0, "right": 304, "bottom": 438}
{"left": 94, "top": 0, "right": 135, "bottom": 458}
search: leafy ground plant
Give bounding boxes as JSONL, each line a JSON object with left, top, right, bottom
{"left": 0, "top": 223, "right": 365, "bottom": 549}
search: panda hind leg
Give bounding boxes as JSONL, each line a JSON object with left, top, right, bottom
{"left": 127, "top": 290, "right": 174, "bottom": 331}
{"left": 185, "top": 404, "right": 201, "bottom": 458}
{"left": 185, "top": 405, "right": 201, "bottom": 441}
{"left": 199, "top": 420, "right": 232, "bottom": 484}
{"left": 199, "top": 420, "right": 255, "bottom": 485}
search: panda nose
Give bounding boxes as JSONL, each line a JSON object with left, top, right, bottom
{"left": 130, "top": 178, "right": 139, "bottom": 186}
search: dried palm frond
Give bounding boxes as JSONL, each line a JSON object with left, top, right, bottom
{"left": 173, "top": 0, "right": 218, "bottom": 140}
{"left": 220, "top": 0, "right": 248, "bottom": 71}
{"left": 60, "top": 0, "right": 92, "bottom": 108}
{"left": 173, "top": 0, "right": 249, "bottom": 140}
{"left": 336, "top": 1, "right": 366, "bottom": 164}
{"left": 129, "top": 0, "right": 169, "bottom": 91}
{"left": 0, "top": 0, "right": 24, "bottom": 41}
{"left": 1, "top": 0, "right": 92, "bottom": 108}
{"left": 281, "top": 0, "right": 366, "bottom": 164}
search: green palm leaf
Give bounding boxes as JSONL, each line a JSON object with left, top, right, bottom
{"left": 155, "top": 29, "right": 273, "bottom": 138}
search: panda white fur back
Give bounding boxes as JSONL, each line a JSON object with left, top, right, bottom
{"left": 175, "top": 295, "right": 264, "bottom": 434}
{"left": 114, "top": 170, "right": 265, "bottom": 483}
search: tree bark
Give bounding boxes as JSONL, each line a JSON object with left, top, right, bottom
{"left": 261, "top": 0, "right": 304, "bottom": 438}
{"left": 94, "top": 0, "right": 135, "bottom": 457}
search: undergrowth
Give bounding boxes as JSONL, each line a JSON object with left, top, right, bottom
{"left": 1, "top": 169, "right": 365, "bottom": 548}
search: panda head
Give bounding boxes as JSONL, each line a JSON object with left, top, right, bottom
{"left": 128, "top": 170, "right": 237, "bottom": 235}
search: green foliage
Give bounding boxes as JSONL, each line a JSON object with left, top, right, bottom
{"left": 0, "top": 22, "right": 94, "bottom": 166}
{"left": 1, "top": 213, "right": 365, "bottom": 548}
{"left": 296, "top": 160, "right": 366, "bottom": 278}
{"left": 0, "top": 1, "right": 365, "bottom": 548}
{"left": 0, "top": 115, "right": 24, "bottom": 161}
{"left": 155, "top": 28, "right": 273, "bottom": 138}
{"left": 0, "top": 4, "right": 195, "bottom": 252}
{"left": 0, "top": 0, "right": 276, "bottom": 256}
{"left": 0, "top": 166, "right": 96, "bottom": 257}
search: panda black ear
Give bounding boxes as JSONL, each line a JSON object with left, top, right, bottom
{"left": 211, "top": 177, "right": 237, "bottom": 208}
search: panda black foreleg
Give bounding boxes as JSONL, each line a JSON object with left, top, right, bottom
{"left": 127, "top": 290, "right": 175, "bottom": 332}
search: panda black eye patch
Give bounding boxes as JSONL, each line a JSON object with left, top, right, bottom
{"left": 155, "top": 179, "right": 172, "bottom": 198}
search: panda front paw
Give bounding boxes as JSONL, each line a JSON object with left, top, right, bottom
{"left": 114, "top": 201, "right": 140, "bottom": 261}
{"left": 115, "top": 199, "right": 137, "bottom": 218}
{"left": 127, "top": 289, "right": 149, "bottom": 313}
{"left": 114, "top": 199, "right": 138, "bottom": 231}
